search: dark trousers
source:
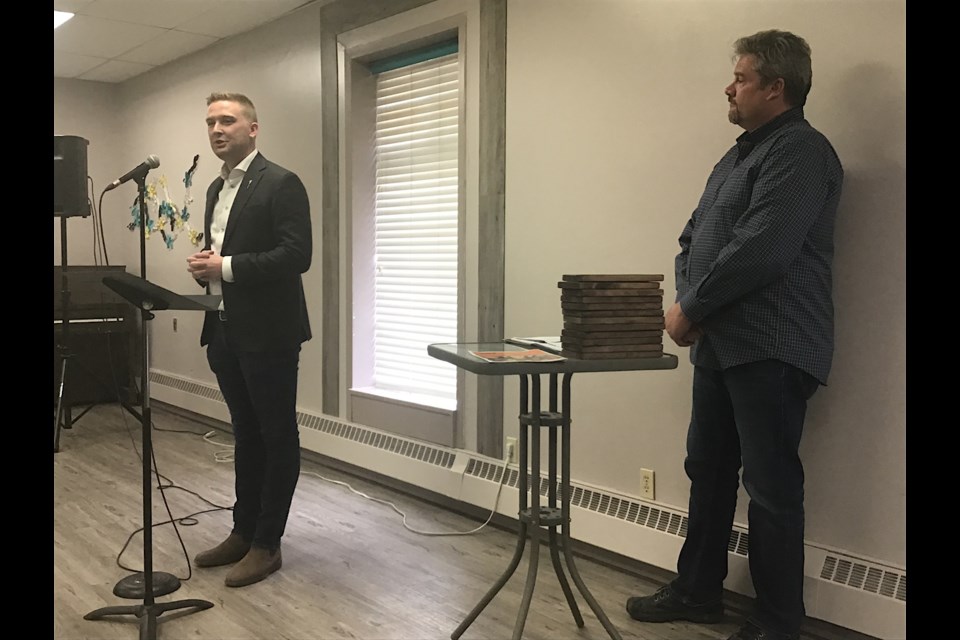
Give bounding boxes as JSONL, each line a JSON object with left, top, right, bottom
{"left": 671, "top": 359, "right": 820, "bottom": 636}
{"left": 206, "top": 320, "right": 302, "bottom": 550}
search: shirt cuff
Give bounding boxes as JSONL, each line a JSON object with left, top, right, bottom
{"left": 678, "top": 290, "right": 707, "bottom": 324}
{"left": 221, "top": 256, "right": 235, "bottom": 283}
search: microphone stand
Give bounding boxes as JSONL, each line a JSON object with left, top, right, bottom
{"left": 84, "top": 172, "right": 213, "bottom": 639}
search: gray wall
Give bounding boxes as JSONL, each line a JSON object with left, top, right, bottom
{"left": 501, "top": 0, "right": 905, "bottom": 565}
{"left": 54, "top": 79, "right": 131, "bottom": 269}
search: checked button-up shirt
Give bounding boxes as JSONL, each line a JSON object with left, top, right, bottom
{"left": 675, "top": 107, "right": 844, "bottom": 384}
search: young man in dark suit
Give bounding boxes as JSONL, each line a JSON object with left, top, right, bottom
{"left": 186, "top": 92, "right": 312, "bottom": 588}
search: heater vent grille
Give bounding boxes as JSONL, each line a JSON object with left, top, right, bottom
{"left": 820, "top": 555, "right": 906, "bottom": 602}
{"left": 296, "top": 412, "right": 456, "bottom": 469}
{"left": 463, "top": 459, "right": 706, "bottom": 547}
{"left": 151, "top": 372, "right": 223, "bottom": 402}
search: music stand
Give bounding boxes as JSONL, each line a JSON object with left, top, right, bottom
{"left": 83, "top": 271, "right": 219, "bottom": 639}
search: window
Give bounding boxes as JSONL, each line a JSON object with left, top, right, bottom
{"left": 330, "top": 0, "right": 501, "bottom": 454}
{"left": 368, "top": 45, "right": 459, "bottom": 407}
{"left": 344, "top": 29, "right": 469, "bottom": 446}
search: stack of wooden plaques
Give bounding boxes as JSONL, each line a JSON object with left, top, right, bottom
{"left": 558, "top": 274, "right": 665, "bottom": 359}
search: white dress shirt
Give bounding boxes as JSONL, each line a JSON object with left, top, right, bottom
{"left": 208, "top": 148, "right": 259, "bottom": 303}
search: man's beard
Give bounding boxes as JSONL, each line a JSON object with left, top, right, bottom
{"left": 727, "top": 103, "right": 740, "bottom": 125}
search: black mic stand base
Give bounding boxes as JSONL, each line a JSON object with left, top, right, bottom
{"left": 84, "top": 598, "right": 214, "bottom": 640}
{"left": 113, "top": 571, "right": 181, "bottom": 599}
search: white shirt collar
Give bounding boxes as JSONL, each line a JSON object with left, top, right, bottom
{"left": 219, "top": 148, "right": 259, "bottom": 181}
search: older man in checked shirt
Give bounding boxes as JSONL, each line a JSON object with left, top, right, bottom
{"left": 625, "top": 30, "right": 844, "bottom": 640}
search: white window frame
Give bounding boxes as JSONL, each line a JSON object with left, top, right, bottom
{"left": 337, "top": 0, "right": 481, "bottom": 448}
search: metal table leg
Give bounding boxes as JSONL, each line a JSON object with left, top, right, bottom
{"left": 559, "top": 372, "right": 622, "bottom": 640}
{"left": 451, "top": 375, "right": 533, "bottom": 640}
{"left": 512, "top": 375, "right": 542, "bottom": 639}
{"left": 546, "top": 372, "right": 585, "bottom": 627}
{"left": 452, "top": 371, "right": 620, "bottom": 640}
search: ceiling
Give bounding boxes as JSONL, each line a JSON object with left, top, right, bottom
{"left": 54, "top": 0, "right": 317, "bottom": 84}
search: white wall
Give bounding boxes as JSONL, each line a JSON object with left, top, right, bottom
{"left": 53, "top": 0, "right": 906, "bottom": 600}
{"left": 503, "top": 0, "right": 906, "bottom": 565}
{"left": 53, "top": 78, "right": 134, "bottom": 269}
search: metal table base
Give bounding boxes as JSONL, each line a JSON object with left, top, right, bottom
{"left": 452, "top": 372, "right": 622, "bottom": 640}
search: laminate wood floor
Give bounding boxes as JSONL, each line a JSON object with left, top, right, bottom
{"left": 53, "top": 403, "right": 875, "bottom": 640}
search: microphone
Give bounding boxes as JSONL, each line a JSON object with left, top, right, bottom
{"left": 104, "top": 155, "right": 160, "bottom": 192}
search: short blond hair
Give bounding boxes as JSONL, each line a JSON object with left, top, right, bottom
{"left": 206, "top": 92, "right": 258, "bottom": 122}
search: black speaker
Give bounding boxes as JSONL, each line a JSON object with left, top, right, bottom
{"left": 54, "top": 135, "right": 89, "bottom": 217}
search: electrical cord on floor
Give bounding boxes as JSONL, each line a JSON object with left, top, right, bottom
{"left": 110, "top": 389, "right": 232, "bottom": 581}
{"left": 202, "top": 432, "right": 515, "bottom": 537}
{"left": 56, "top": 322, "right": 230, "bottom": 580}
{"left": 110, "top": 408, "right": 511, "bottom": 575}
{"left": 115, "top": 506, "right": 229, "bottom": 577}
{"left": 201, "top": 430, "right": 237, "bottom": 464}
{"left": 114, "top": 439, "right": 232, "bottom": 580}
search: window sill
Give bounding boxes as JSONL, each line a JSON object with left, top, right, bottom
{"left": 349, "top": 387, "right": 457, "bottom": 447}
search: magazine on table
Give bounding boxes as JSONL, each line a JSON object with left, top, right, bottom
{"left": 469, "top": 348, "right": 566, "bottom": 363}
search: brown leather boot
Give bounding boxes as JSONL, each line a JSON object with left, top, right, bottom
{"left": 194, "top": 533, "right": 251, "bottom": 568}
{"left": 224, "top": 547, "right": 282, "bottom": 588}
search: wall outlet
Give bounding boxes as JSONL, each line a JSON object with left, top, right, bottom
{"left": 505, "top": 437, "right": 518, "bottom": 463}
{"left": 640, "top": 468, "right": 655, "bottom": 500}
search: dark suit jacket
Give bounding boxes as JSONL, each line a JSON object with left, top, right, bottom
{"left": 199, "top": 152, "right": 312, "bottom": 352}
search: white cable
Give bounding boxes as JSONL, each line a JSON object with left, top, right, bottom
{"left": 202, "top": 430, "right": 235, "bottom": 463}
{"left": 201, "top": 430, "right": 512, "bottom": 537}
{"left": 304, "top": 457, "right": 510, "bottom": 537}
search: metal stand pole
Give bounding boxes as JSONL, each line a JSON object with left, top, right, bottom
{"left": 83, "top": 176, "right": 213, "bottom": 639}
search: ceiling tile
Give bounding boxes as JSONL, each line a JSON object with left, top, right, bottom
{"left": 175, "top": 0, "right": 307, "bottom": 38}
{"left": 53, "top": 0, "right": 322, "bottom": 84}
{"left": 54, "top": 52, "right": 108, "bottom": 79}
{"left": 78, "top": 59, "right": 156, "bottom": 83}
{"left": 54, "top": 0, "right": 95, "bottom": 13}
{"left": 54, "top": 14, "right": 167, "bottom": 59}
{"left": 76, "top": 0, "right": 216, "bottom": 30}
{"left": 117, "top": 29, "right": 220, "bottom": 66}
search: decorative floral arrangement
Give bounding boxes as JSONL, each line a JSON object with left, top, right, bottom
{"left": 127, "top": 155, "right": 204, "bottom": 249}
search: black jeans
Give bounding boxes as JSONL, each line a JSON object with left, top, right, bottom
{"left": 671, "top": 360, "right": 819, "bottom": 636}
{"left": 206, "top": 320, "right": 302, "bottom": 550}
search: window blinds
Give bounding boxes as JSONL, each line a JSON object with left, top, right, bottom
{"left": 372, "top": 51, "right": 459, "bottom": 403}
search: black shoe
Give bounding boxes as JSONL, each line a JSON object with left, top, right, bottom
{"left": 625, "top": 585, "right": 724, "bottom": 623}
{"left": 728, "top": 621, "right": 799, "bottom": 640}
